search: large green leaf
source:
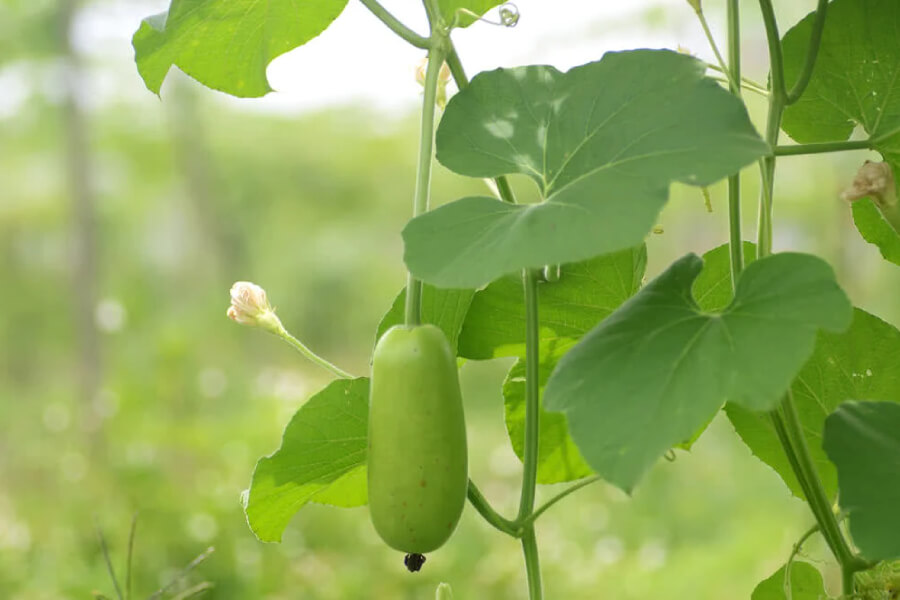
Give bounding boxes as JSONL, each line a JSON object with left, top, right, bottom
{"left": 133, "top": 0, "right": 348, "bottom": 98}
{"left": 728, "top": 308, "right": 900, "bottom": 500}
{"left": 781, "top": 0, "right": 900, "bottom": 262}
{"left": 543, "top": 252, "right": 852, "bottom": 492}
{"left": 751, "top": 562, "right": 826, "bottom": 600}
{"left": 853, "top": 199, "right": 900, "bottom": 266}
{"left": 403, "top": 49, "right": 768, "bottom": 288}
{"left": 245, "top": 378, "right": 368, "bottom": 543}
{"left": 458, "top": 246, "right": 646, "bottom": 360}
{"left": 375, "top": 286, "right": 474, "bottom": 355}
{"left": 457, "top": 247, "right": 644, "bottom": 484}
{"left": 824, "top": 401, "right": 900, "bottom": 561}
{"left": 503, "top": 339, "right": 593, "bottom": 484}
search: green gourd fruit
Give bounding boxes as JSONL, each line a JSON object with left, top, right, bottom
{"left": 367, "top": 324, "right": 468, "bottom": 558}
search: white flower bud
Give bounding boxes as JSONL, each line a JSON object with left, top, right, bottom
{"left": 227, "top": 281, "right": 283, "bottom": 334}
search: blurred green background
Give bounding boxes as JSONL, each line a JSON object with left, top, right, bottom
{"left": 2, "top": 1, "right": 899, "bottom": 599}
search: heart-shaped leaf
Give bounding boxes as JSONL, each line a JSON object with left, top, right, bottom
{"left": 245, "top": 377, "right": 368, "bottom": 542}
{"left": 781, "top": 0, "right": 900, "bottom": 263}
{"left": 133, "top": 0, "right": 349, "bottom": 97}
{"left": 543, "top": 252, "right": 852, "bottom": 492}
{"left": 457, "top": 247, "right": 644, "bottom": 483}
{"left": 824, "top": 401, "right": 900, "bottom": 561}
{"left": 503, "top": 339, "right": 593, "bottom": 484}
{"left": 458, "top": 246, "right": 646, "bottom": 359}
{"left": 403, "top": 49, "right": 768, "bottom": 288}
{"left": 728, "top": 308, "right": 900, "bottom": 500}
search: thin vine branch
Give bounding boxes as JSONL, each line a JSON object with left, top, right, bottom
{"left": 518, "top": 476, "right": 602, "bottom": 530}
{"left": 278, "top": 329, "right": 354, "bottom": 379}
{"left": 783, "top": 522, "right": 820, "bottom": 600}
{"left": 692, "top": 4, "right": 737, "bottom": 92}
{"left": 357, "top": 0, "right": 430, "bottom": 48}
{"left": 517, "top": 268, "right": 541, "bottom": 522}
{"left": 467, "top": 479, "right": 519, "bottom": 537}
{"left": 404, "top": 41, "right": 446, "bottom": 325}
{"left": 785, "top": 0, "right": 828, "bottom": 105}
{"left": 774, "top": 140, "right": 873, "bottom": 156}
{"left": 726, "top": 0, "right": 744, "bottom": 285}
{"left": 757, "top": 0, "right": 787, "bottom": 103}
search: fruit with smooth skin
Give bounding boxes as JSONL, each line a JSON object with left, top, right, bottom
{"left": 367, "top": 324, "right": 468, "bottom": 554}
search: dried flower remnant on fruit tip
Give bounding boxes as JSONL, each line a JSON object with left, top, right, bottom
{"left": 841, "top": 161, "right": 897, "bottom": 209}
{"left": 227, "top": 281, "right": 283, "bottom": 335}
{"left": 415, "top": 57, "right": 452, "bottom": 110}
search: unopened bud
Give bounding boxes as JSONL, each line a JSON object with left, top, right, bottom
{"left": 841, "top": 161, "right": 897, "bottom": 208}
{"left": 686, "top": 0, "right": 702, "bottom": 12}
{"left": 435, "top": 583, "right": 454, "bottom": 600}
{"left": 415, "top": 56, "right": 453, "bottom": 110}
{"left": 227, "top": 281, "right": 283, "bottom": 334}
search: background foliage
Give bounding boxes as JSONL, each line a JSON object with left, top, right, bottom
{"left": 2, "top": 1, "right": 899, "bottom": 599}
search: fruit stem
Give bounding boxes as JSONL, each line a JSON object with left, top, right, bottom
{"left": 517, "top": 268, "right": 541, "bottom": 522}
{"left": 403, "top": 34, "right": 447, "bottom": 326}
{"left": 466, "top": 480, "right": 518, "bottom": 537}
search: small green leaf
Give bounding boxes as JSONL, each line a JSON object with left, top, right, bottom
{"left": 503, "top": 339, "right": 593, "bottom": 484}
{"left": 439, "top": 0, "right": 504, "bottom": 28}
{"left": 133, "top": 0, "right": 349, "bottom": 98}
{"left": 404, "top": 49, "right": 768, "bottom": 288}
{"left": 781, "top": 0, "right": 900, "bottom": 261}
{"left": 750, "top": 562, "right": 826, "bottom": 600}
{"left": 544, "top": 252, "right": 851, "bottom": 492}
{"left": 375, "top": 286, "right": 474, "bottom": 355}
{"left": 728, "top": 308, "right": 900, "bottom": 500}
{"left": 824, "top": 401, "right": 900, "bottom": 561}
{"left": 245, "top": 378, "right": 368, "bottom": 543}
{"left": 853, "top": 199, "right": 900, "bottom": 266}
{"left": 458, "top": 246, "right": 646, "bottom": 359}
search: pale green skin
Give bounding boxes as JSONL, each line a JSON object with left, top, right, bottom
{"left": 367, "top": 324, "right": 468, "bottom": 554}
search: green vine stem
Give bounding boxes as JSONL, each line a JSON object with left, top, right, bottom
{"left": 691, "top": 2, "right": 736, "bottom": 91}
{"left": 726, "top": 0, "right": 744, "bottom": 284}
{"left": 785, "top": 0, "right": 828, "bottom": 105}
{"left": 467, "top": 479, "right": 519, "bottom": 536}
{"left": 518, "top": 268, "right": 541, "bottom": 522}
{"left": 277, "top": 328, "right": 354, "bottom": 379}
{"left": 357, "top": 0, "right": 430, "bottom": 48}
{"left": 705, "top": 63, "right": 768, "bottom": 93}
{"left": 784, "top": 522, "right": 820, "bottom": 600}
{"left": 520, "top": 526, "right": 543, "bottom": 600}
{"left": 774, "top": 140, "right": 873, "bottom": 156}
{"left": 517, "top": 476, "right": 602, "bottom": 530}
{"left": 517, "top": 267, "right": 544, "bottom": 598}
{"left": 756, "top": 2, "right": 868, "bottom": 594}
{"left": 403, "top": 38, "right": 447, "bottom": 326}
